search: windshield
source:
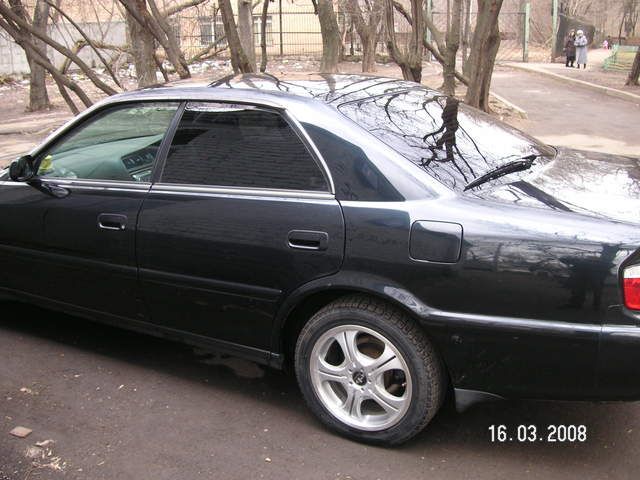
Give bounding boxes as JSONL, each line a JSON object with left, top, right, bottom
{"left": 337, "top": 88, "right": 556, "bottom": 192}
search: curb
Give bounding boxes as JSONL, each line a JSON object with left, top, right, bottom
{"left": 505, "top": 63, "right": 640, "bottom": 104}
{"left": 489, "top": 91, "right": 528, "bottom": 119}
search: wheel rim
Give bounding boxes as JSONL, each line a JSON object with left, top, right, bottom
{"left": 309, "top": 324, "right": 412, "bottom": 431}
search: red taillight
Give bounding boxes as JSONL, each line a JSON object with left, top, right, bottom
{"left": 623, "top": 265, "right": 640, "bottom": 310}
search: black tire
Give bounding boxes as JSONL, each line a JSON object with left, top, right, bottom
{"left": 294, "top": 294, "right": 445, "bottom": 445}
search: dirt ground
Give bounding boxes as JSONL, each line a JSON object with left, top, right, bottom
{"left": 3, "top": 303, "right": 640, "bottom": 480}
{"left": 1, "top": 60, "right": 640, "bottom": 479}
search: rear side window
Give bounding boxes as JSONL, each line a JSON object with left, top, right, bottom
{"left": 302, "top": 123, "right": 402, "bottom": 202}
{"left": 161, "top": 103, "right": 329, "bottom": 192}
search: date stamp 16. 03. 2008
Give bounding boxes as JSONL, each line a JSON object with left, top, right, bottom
{"left": 488, "top": 424, "right": 588, "bottom": 443}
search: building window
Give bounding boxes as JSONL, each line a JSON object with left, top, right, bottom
{"left": 253, "top": 15, "right": 273, "bottom": 46}
{"left": 199, "top": 16, "right": 227, "bottom": 47}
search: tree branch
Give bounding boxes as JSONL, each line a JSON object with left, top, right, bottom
{"left": 0, "top": 0, "right": 117, "bottom": 95}
{"left": 392, "top": 0, "right": 411, "bottom": 24}
{"left": 161, "top": 0, "right": 208, "bottom": 17}
{"left": 43, "top": 0, "right": 123, "bottom": 89}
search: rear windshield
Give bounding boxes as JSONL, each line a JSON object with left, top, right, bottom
{"left": 338, "top": 88, "right": 556, "bottom": 192}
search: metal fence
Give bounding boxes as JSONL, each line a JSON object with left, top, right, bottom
{"left": 178, "top": 3, "right": 529, "bottom": 63}
{"left": 178, "top": 3, "right": 325, "bottom": 60}
{"left": 0, "top": 1, "right": 529, "bottom": 76}
{"left": 431, "top": 11, "right": 528, "bottom": 63}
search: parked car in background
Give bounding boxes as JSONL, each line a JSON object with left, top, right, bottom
{"left": 2, "top": 74, "right": 640, "bottom": 445}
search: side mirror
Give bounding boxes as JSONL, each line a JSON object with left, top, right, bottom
{"left": 9, "top": 155, "right": 36, "bottom": 182}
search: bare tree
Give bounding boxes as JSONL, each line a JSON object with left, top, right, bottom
{"left": 317, "top": 0, "right": 342, "bottom": 72}
{"left": 563, "top": 0, "right": 595, "bottom": 17}
{"left": 0, "top": 10, "right": 92, "bottom": 113}
{"left": 124, "top": 0, "right": 158, "bottom": 86}
{"left": 622, "top": 0, "right": 639, "bottom": 38}
{"left": 464, "top": 0, "right": 503, "bottom": 111}
{"left": 346, "top": 0, "right": 384, "bottom": 72}
{"left": 219, "top": 0, "right": 255, "bottom": 73}
{"left": 461, "top": 0, "right": 471, "bottom": 74}
{"left": 385, "top": 0, "right": 423, "bottom": 82}
{"left": 259, "top": 0, "right": 269, "bottom": 72}
{"left": 7, "top": 0, "right": 50, "bottom": 111}
{"left": 0, "top": 0, "right": 117, "bottom": 95}
{"left": 437, "top": 0, "right": 463, "bottom": 95}
{"left": 44, "top": 0, "right": 123, "bottom": 89}
{"left": 118, "top": 0, "right": 202, "bottom": 81}
{"left": 238, "top": 0, "right": 256, "bottom": 70}
{"left": 627, "top": 47, "right": 640, "bottom": 86}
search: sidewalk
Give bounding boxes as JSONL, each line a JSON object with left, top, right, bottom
{"left": 506, "top": 49, "right": 640, "bottom": 102}
{"left": 491, "top": 65, "right": 640, "bottom": 157}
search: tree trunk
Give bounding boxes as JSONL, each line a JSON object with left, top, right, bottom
{"left": 361, "top": 33, "right": 378, "bottom": 72}
{"left": 317, "top": 0, "right": 341, "bottom": 73}
{"left": 627, "top": 47, "right": 640, "bottom": 86}
{"left": 461, "top": 0, "right": 471, "bottom": 75}
{"left": 442, "top": 0, "right": 462, "bottom": 95}
{"left": 385, "top": 0, "right": 423, "bottom": 82}
{"left": 146, "top": 0, "right": 190, "bottom": 79}
{"left": 119, "top": 0, "right": 190, "bottom": 80}
{"left": 219, "top": 0, "right": 255, "bottom": 73}
{"left": 259, "top": 0, "right": 269, "bottom": 72}
{"left": 9, "top": 0, "right": 51, "bottom": 111}
{"left": 125, "top": 7, "right": 158, "bottom": 87}
{"left": 464, "top": 0, "right": 503, "bottom": 111}
{"left": 238, "top": 0, "right": 256, "bottom": 70}
{"left": 347, "top": 0, "right": 382, "bottom": 73}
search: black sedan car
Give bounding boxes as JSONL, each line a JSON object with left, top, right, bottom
{"left": 2, "top": 74, "right": 640, "bottom": 445}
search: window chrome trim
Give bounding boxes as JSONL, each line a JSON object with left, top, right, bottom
{"left": 151, "top": 183, "right": 335, "bottom": 200}
{"left": 40, "top": 178, "right": 151, "bottom": 191}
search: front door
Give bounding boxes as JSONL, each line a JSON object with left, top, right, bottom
{"left": 137, "top": 102, "right": 344, "bottom": 353}
{"left": 0, "top": 101, "right": 180, "bottom": 320}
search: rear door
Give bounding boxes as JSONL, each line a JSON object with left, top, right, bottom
{"left": 137, "top": 102, "right": 344, "bottom": 353}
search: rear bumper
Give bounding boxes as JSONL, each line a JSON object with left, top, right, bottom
{"left": 598, "top": 307, "right": 640, "bottom": 399}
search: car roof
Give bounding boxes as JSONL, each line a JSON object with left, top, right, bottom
{"left": 107, "top": 74, "right": 439, "bottom": 110}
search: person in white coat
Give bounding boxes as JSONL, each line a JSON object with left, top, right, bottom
{"left": 574, "top": 30, "right": 589, "bottom": 69}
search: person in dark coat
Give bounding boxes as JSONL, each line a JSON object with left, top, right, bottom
{"left": 564, "top": 30, "right": 576, "bottom": 67}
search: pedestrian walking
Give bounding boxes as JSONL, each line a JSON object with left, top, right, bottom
{"left": 575, "top": 30, "right": 589, "bottom": 69}
{"left": 564, "top": 30, "right": 576, "bottom": 67}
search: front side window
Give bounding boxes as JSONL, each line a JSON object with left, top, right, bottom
{"left": 161, "top": 103, "right": 329, "bottom": 192}
{"left": 37, "top": 102, "right": 179, "bottom": 183}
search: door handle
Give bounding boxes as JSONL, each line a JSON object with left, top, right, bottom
{"left": 288, "top": 230, "right": 329, "bottom": 251}
{"left": 98, "top": 213, "right": 127, "bottom": 231}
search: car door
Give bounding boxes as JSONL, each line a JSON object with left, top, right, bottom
{"left": 0, "top": 101, "right": 180, "bottom": 320}
{"left": 136, "top": 102, "right": 345, "bottom": 354}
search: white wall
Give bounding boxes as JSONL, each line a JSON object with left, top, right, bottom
{"left": 0, "top": 20, "right": 127, "bottom": 76}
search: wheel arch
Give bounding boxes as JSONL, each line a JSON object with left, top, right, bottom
{"left": 271, "top": 271, "right": 447, "bottom": 371}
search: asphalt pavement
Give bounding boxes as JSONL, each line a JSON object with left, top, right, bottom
{"left": 2, "top": 68, "right": 640, "bottom": 479}
{"left": 1, "top": 302, "right": 640, "bottom": 480}
{"left": 491, "top": 67, "right": 640, "bottom": 157}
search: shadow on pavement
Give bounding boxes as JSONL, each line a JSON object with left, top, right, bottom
{"left": 1, "top": 300, "right": 638, "bottom": 477}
